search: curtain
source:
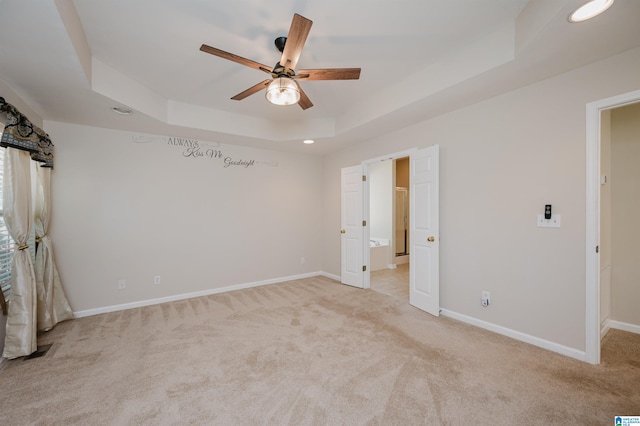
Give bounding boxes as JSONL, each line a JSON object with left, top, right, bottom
{"left": 34, "top": 166, "right": 72, "bottom": 331}
{"left": 1, "top": 100, "right": 67, "bottom": 359}
{"left": 2, "top": 148, "right": 37, "bottom": 358}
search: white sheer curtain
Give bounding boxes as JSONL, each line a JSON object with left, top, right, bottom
{"left": 2, "top": 147, "right": 37, "bottom": 358}
{"left": 33, "top": 165, "right": 72, "bottom": 331}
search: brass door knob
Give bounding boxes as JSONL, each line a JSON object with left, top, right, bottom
{"left": 340, "top": 229, "right": 346, "bottom": 234}
{"left": 427, "top": 236, "right": 435, "bottom": 242}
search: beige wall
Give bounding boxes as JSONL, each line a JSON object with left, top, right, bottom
{"left": 47, "top": 122, "right": 324, "bottom": 312}
{"left": 610, "top": 102, "right": 640, "bottom": 326}
{"left": 322, "top": 47, "right": 640, "bottom": 352}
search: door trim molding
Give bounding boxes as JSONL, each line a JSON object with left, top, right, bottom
{"left": 585, "top": 88, "right": 640, "bottom": 364}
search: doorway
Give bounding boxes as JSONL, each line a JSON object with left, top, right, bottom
{"left": 368, "top": 156, "right": 410, "bottom": 300}
{"left": 341, "top": 146, "right": 440, "bottom": 315}
{"left": 599, "top": 103, "right": 640, "bottom": 341}
{"left": 586, "top": 88, "right": 640, "bottom": 364}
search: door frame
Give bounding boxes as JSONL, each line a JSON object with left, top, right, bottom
{"left": 362, "top": 148, "right": 417, "bottom": 290}
{"left": 585, "top": 88, "right": 640, "bottom": 364}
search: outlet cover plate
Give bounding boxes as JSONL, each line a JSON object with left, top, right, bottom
{"left": 537, "top": 214, "right": 561, "bottom": 228}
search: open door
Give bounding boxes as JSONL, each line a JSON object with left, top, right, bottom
{"left": 341, "top": 165, "right": 364, "bottom": 288}
{"left": 410, "top": 145, "right": 440, "bottom": 316}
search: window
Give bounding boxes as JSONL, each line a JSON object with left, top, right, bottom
{"left": 0, "top": 130, "right": 15, "bottom": 296}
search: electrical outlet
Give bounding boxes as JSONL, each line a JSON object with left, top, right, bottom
{"left": 154, "top": 275, "right": 161, "bottom": 285}
{"left": 481, "top": 291, "right": 490, "bottom": 307}
{"left": 300, "top": 257, "right": 306, "bottom": 265}
{"left": 118, "top": 279, "right": 126, "bottom": 290}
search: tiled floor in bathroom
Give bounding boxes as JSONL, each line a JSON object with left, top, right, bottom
{"left": 369, "top": 262, "right": 409, "bottom": 300}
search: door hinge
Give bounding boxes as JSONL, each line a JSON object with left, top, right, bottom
{"left": 596, "top": 245, "right": 599, "bottom": 253}
{"left": 362, "top": 265, "right": 367, "bottom": 272}
{"left": 362, "top": 175, "right": 366, "bottom": 182}
{"left": 362, "top": 220, "right": 366, "bottom": 226}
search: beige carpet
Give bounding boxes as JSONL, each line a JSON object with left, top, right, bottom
{"left": 1, "top": 276, "right": 638, "bottom": 425}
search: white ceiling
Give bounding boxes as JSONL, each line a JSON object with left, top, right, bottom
{"left": 0, "top": 0, "right": 639, "bottom": 155}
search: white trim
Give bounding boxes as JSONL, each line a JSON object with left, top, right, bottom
{"left": 320, "top": 271, "right": 341, "bottom": 282}
{"left": 607, "top": 320, "right": 640, "bottom": 335}
{"left": 362, "top": 162, "right": 371, "bottom": 290}
{"left": 74, "top": 271, "right": 330, "bottom": 318}
{"left": 362, "top": 148, "right": 417, "bottom": 165}
{"left": 585, "top": 88, "right": 640, "bottom": 365}
{"left": 441, "top": 309, "right": 586, "bottom": 362}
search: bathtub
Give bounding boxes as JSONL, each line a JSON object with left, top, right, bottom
{"left": 370, "top": 238, "right": 390, "bottom": 271}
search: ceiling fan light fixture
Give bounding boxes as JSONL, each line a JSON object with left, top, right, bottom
{"left": 265, "top": 77, "right": 300, "bottom": 106}
{"left": 568, "top": 0, "right": 614, "bottom": 22}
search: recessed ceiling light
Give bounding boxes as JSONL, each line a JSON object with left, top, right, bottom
{"left": 111, "top": 106, "right": 133, "bottom": 115}
{"left": 568, "top": 0, "right": 614, "bottom": 23}
{"left": 303, "top": 139, "right": 314, "bottom": 144}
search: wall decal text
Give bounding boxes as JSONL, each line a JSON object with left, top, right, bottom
{"left": 131, "top": 134, "right": 277, "bottom": 168}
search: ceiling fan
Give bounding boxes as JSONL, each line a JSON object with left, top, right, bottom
{"left": 199, "top": 13, "right": 361, "bottom": 110}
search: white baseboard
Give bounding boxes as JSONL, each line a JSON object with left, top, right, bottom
{"left": 601, "top": 321, "right": 611, "bottom": 340}
{"left": 606, "top": 319, "right": 640, "bottom": 335}
{"left": 74, "top": 271, "right": 332, "bottom": 318}
{"left": 320, "top": 271, "right": 341, "bottom": 282}
{"left": 440, "top": 309, "right": 587, "bottom": 362}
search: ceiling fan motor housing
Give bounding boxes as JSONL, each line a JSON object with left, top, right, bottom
{"left": 272, "top": 62, "right": 295, "bottom": 77}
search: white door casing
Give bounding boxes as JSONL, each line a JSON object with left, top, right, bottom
{"left": 410, "top": 145, "right": 440, "bottom": 316}
{"left": 341, "top": 165, "right": 364, "bottom": 288}
{"left": 585, "top": 88, "right": 640, "bottom": 364}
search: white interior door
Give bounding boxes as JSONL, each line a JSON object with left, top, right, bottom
{"left": 410, "top": 145, "right": 440, "bottom": 316}
{"left": 341, "top": 165, "right": 364, "bottom": 288}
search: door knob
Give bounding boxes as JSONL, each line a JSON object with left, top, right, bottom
{"left": 340, "top": 229, "right": 346, "bottom": 234}
{"left": 427, "top": 236, "right": 435, "bottom": 242}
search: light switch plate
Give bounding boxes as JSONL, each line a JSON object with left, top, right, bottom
{"left": 537, "top": 214, "right": 561, "bottom": 228}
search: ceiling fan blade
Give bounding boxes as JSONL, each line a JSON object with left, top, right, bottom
{"left": 298, "top": 86, "right": 313, "bottom": 110}
{"left": 200, "top": 44, "right": 272, "bottom": 74}
{"left": 281, "top": 14, "right": 312, "bottom": 72}
{"left": 231, "top": 80, "right": 271, "bottom": 100}
{"left": 297, "top": 68, "right": 361, "bottom": 80}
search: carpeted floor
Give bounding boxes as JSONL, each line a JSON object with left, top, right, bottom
{"left": 1, "top": 276, "right": 638, "bottom": 425}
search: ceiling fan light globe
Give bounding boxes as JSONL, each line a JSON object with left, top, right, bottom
{"left": 265, "top": 77, "right": 300, "bottom": 106}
